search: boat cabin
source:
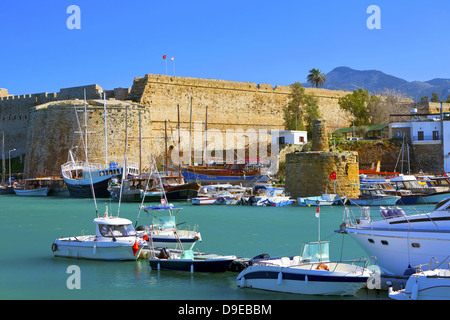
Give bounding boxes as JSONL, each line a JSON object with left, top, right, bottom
{"left": 93, "top": 217, "right": 137, "bottom": 238}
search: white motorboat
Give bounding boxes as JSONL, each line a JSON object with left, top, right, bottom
{"left": 298, "top": 193, "right": 346, "bottom": 206}
{"left": 389, "top": 259, "right": 450, "bottom": 300}
{"left": 339, "top": 198, "right": 450, "bottom": 276}
{"left": 52, "top": 209, "right": 144, "bottom": 261}
{"left": 136, "top": 204, "right": 202, "bottom": 250}
{"left": 236, "top": 241, "right": 372, "bottom": 296}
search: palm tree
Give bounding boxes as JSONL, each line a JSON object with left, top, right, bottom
{"left": 306, "top": 69, "right": 326, "bottom": 88}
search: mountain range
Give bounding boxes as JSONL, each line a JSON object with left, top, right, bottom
{"left": 309, "top": 67, "right": 450, "bottom": 102}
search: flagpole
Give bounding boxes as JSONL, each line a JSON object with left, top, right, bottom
{"left": 172, "top": 57, "right": 175, "bottom": 76}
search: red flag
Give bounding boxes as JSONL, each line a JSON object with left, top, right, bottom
{"left": 163, "top": 55, "right": 167, "bottom": 59}
{"left": 329, "top": 171, "right": 337, "bottom": 180}
{"left": 132, "top": 240, "right": 140, "bottom": 256}
{"left": 315, "top": 206, "right": 320, "bottom": 218}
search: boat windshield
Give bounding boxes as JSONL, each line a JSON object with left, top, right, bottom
{"left": 300, "top": 241, "right": 330, "bottom": 263}
{"left": 98, "top": 224, "right": 137, "bottom": 237}
{"left": 153, "top": 216, "right": 176, "bottom": 229}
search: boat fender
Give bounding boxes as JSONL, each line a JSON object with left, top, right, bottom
{"left": 190, "top": 264, "right": 194, "bottom": 273}
{"left": 277, "top": 272, "right": 282, "bottom": 285}
{"left": 411, "top": 281, "right": 419, "bottom": 300}
{"left": 51, "top": 243, "right": 57, "bottom": 252}
{"left": 305, "top": 275, "right": 308, "bottom": 284}
{"left": 240, "top": 276, "right": 245, "bottom": 287}
{"left": 317, "top": 264, "right": 329, "bottom": 271}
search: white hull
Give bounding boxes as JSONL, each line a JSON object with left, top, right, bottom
{"left": 389, "top": 268, "right": 450, "bottom": 300}
{"left": 346, "top": 228, "right": 450, "bottom": 276}
{"left": 237, "top": 262, "right": 370, "bottom": 296}
{"left": 146, "top": 229, "right": 202, "bottom": 250}
{"left": 53, "top": 236, "right": 142, "bottom": 261}
{"left": 14, "top": 187, "right": 49, "bottom": 196}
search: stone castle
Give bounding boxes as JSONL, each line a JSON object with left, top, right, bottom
{"left": 0, "top": 74, "right": 376, "bottom": 178}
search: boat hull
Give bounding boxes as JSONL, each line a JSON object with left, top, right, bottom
{"left": 64, "top": 176, "right": 114, "bottom": 198}
{"left": 348, "top": 196, "right": 400, "bottom": 206}
{"left": 416, "top": 192, "right": 450, "bottom": 204}
{"left": 52, "top": 238, "right": 141, "bottom": 261}
{"left": 14, "top": 187, "right": 49, "bottom": 197}
{"left": 149, "top": 257, "right": 235, "bottom": 273}
{"left": 236, "top": 265, "right": 369, "bottom": 296}
{"left": 345, "top": 227, "right": 450, "bottom": 276}
{"left": 389, "top": 271, "right": 450, "bottom": 300}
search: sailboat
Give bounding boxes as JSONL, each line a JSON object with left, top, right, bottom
{"left": 61, "top": 94, "right": 138, "bottom": 198}
{"left": 52, "top": 101, "right": 144, "bottom": 261}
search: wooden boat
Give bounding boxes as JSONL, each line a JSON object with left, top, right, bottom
{"left": 14, "top": 185, "right": 49, "bottom": 196}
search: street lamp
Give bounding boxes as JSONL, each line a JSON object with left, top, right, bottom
{"left": 8, "top": 148, "right": 15, "bottom": 186}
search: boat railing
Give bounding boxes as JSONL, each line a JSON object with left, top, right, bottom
{"left": 413, "top": 257, "right": 450, "bottom": 274}
{"left": 62, "top": 161, "right": 140, "bottom": 173}
{"left": 341, "top": 205, "right": 439, "bottom": 232}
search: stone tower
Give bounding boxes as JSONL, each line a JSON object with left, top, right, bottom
{"left": 285, "top": 119, "right": 360, "bottom": 198}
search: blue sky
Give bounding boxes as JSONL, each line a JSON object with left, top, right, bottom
{"left": 1, "top": 0, "right": 449, "bottom": 95}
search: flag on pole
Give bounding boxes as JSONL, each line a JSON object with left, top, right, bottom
{"left": 329, "top": 171, "right": 337, "bottom": 180}
{"left": 315, "top": 206, "right": 320, "bottom": 218}
{"left": 163, "top": 55, "right": 167, "bottom": 59}
{"left": 171, "top": 57, "right": 174, "bottom": 61}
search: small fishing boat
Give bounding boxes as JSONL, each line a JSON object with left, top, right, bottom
{"left": 236, "top": 241, "right": 372, "bottom": 295}
{"left": 191, "top": 184, "right": 247, "bottom": 205}
{"left": 136, "top": 204, "right": 202, "bottom": 250}
{"left": 149, "top": 248, "right": 236, "bottom": 273}
{"left": 52, "top": 208, "right": 144, "bottom": 261}
{"left": 0, "top": 185, "right": 14, "bottom": 194}
{"left": 297, "top": 193, "right": 346, "bottom": 206}
{"left": 389, "top": 259, "right": 450, "bottom": 300}
{"left": 348, "top": 185, "right": 400, "bottom": 206}
{"left": 14, "top": 185, "right": 49, "bottom": 196}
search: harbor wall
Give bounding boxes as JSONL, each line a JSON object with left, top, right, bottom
{"left": 23, "top": 100, "right": 152, "bottom": 178}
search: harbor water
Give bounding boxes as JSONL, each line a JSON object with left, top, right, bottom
{"left": 0, "top": 194, "right": 434, "bottom": 300}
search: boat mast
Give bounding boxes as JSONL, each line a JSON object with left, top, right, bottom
{"left": 83, "top": 89, "right": 98, "bottom": 217}
{"left": 117, "top": 105, "right": 129, "bottom": 216}
{"left": 1, "top": 131, "right": 5, "bottom": 185}
{"left": 177, "top": 104, "right": 181, "bottom": 184}
{"left": 103, "top": 92, "right": 108, "bottom": 166}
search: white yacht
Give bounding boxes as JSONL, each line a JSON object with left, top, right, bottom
{"left": 339, "top": 198, "right": 450, "bottom": 276}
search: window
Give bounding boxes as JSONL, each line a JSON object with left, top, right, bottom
{"left": 299, "top": 136, "right": 304, "bottom": 143}
{"left": 99, "top": 224, "right": 136, "bottom": 237}
{"left": 381, "top": 240, "right": 389, "bottom": 245}
{"left": 368, "top": 239, "right": 375, "bottom": 243}
{"left": 278, "top": 136, "right": 285, "bottom": 145}
{"left": 433, "top": 131, "right": 439, "bottom": 140}
{"left": 411, "top": 243, "right": 420, "bottom": 248}
{"left": 418, "top": 131, "right": 424, "bottom": 140}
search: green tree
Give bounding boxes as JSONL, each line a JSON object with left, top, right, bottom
{"left": 306, "top": 68, "right": 326, "bottom": 88}
{"left": 420, "top": 96, "right": 429, "bottom": 102}
{"left": 283, "top": 82, "right": 321, "bottom": 138}
{"left": 431, "top": 93, "right": 440, "bottom": 102}
{"left": 446, "top": 95, "right": 450, "bottom": 103}
{"left": 338, "top": 88, "right": 379, "bottom": 127}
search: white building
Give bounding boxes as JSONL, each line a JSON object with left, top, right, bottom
{"left": 389, "top": 113, "right": 450, "bottom": 172}
{"left": 270, "top": 130, "right": 308, "bottom": 148}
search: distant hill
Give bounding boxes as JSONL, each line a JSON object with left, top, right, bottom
{"left": 306, "top": 67, "right": 450, "bottom": 102}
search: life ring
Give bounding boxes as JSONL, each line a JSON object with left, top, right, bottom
{"left": 51, "top": 243, "right": 57, "bottom": 252}
{"left": 316, "top": 263, "right": 329, "bottom": 271}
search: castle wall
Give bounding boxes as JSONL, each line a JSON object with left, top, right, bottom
{"left": 24, "top": 100, "right": 152, "bottom": 178}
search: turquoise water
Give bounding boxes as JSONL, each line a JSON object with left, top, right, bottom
{"left": 1, "top": 195, "right": 429, "bottom": 300}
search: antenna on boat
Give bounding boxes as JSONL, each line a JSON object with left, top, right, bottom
{"left": 117, "top": 105, "right": 129, "bottom": 217}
